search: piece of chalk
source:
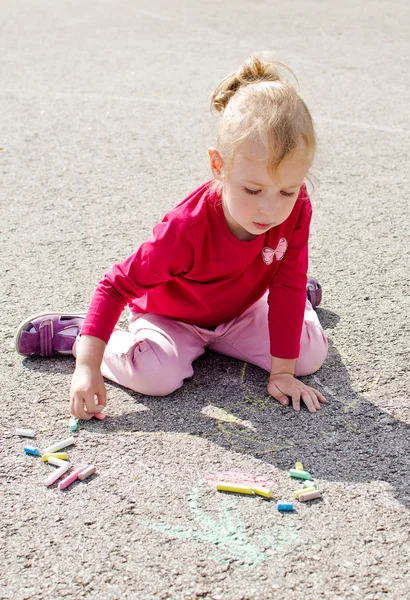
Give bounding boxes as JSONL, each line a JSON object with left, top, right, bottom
{"left": 294, "top": 487, "right": 317, "bottom": 499}
{"left": 69, "top": 417, "right": 78, "bottom": 432}
{"left": 43, "top": 437, "right": 75, "bottom": 454}
{"left": 289, "top": 469, "right": 312, "bottom": 480}
{"left": 58, "top": 467, "right": 85, "bottom": 491}
{"left": 48, "top": 457, "right": 71, "bottom": 468}
{"left": 77, "top": 465, "right": 97, "bottom": 481}
{"left": 44, "top": 462, "right": 70, "bottom": 486}
{"left": 304, "top": 480, "right": 317, "bottom": 489}
{"left": 298, "top": 490, "right": 322, "bottom": 502}
{"left": 252, "top": 486, "right": 273, "bottom": 499}
{"left": 16, "top": 428, "right": 36, "bottom": 438}
{"left": 42, "top": 453, "right": 69, "bottom": 462}
{"left": 24, "top": 446, "right": 40, "bottom": 456}
{"left": 295, "top": 462, "right": 304, "bottom": 471}
{"left": 277, "top": 501, "right": 294, "bottom": 512}
{"left": 216, "top": 482, "right": 254, "bottom": 495}
{"left": 94, "top": 412, "right": 106, "bottom": 420}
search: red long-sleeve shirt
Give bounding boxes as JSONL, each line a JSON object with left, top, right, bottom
{"left": 82, "top": 180, "right": 311, "bottom": 358}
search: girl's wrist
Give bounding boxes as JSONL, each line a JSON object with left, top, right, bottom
{"left": 270, "top": 356, "right": 296, "bottom": 378}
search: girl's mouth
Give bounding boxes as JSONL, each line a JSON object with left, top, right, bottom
{"left": 253, "top": 222, "right": 272, "bottom": 230}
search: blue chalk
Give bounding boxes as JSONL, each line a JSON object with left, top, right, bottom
{"left": 277, "top": 501, "right": 294, "bottom": 512}
{"left": 24, "top": 446, "right": 40, "bottom": 456}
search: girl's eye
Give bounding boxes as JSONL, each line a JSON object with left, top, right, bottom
{"left": 281, "top": 191, "right": 296, "bottom": 197}
{"left": 244, "top": 187, "right": 261, "bottom": 195}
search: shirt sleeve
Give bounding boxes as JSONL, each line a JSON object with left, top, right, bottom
{"left": 267, "top": 190, "right": 312, "bottom": 359}
{"left": 81, "top": 213, "right": 195, "bottom": 343}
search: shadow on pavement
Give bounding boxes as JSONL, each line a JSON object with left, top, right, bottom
{"left": 22, "top": 308, "right": 410, "bottom": 509}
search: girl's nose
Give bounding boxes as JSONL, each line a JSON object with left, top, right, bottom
{"left": 258, "top": 205, "right": 273, "bottom": 216}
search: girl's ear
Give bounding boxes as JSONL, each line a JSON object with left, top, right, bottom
{"left": 208, "top": 147, "right": 224, "bottom": 179}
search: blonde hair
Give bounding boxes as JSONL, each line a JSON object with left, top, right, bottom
{"left": 210, "top": 53, "right": 316, "bottom": 178}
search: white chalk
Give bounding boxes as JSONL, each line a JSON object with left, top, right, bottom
{"left": 44, "top": 462, "right": 70, "bottom": 486}
{"left": 48, "top": 457, "right": 70, "bottom": 468}
{"left": 43, "top": 437, "right": 75, "bottom": 454}
{"left": 15, "top": 428, "right": 36, "bottom": 438}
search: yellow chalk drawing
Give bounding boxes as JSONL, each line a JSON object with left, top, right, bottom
{"left": 201, "top": 405, "right": 256, "bottom": 430}
{"left": 240, "top": 362, "right": 272, "bottom": 411}
{"left": 342, "top": 419, "right": 361, "bottom": 434}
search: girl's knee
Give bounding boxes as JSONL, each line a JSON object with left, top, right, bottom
{"left": 128, "top": 336, "right": 191, "bottom": 396}
{"left": 295, "top": 323, "right": 328, "bottom": 377}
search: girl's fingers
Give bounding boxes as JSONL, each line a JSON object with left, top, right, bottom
{"left": 315, "top": 389, "right": 327, "bottom": 404}
{"left": 268, "top": 382, "right": 289, "bottom": 406}
{"left": 73, "top": 395, "right": 94, "bottom": 420}
{"left": 301, "top": 389, "right": 318, "bottom": 413}
{"left": 291, "top": 390, "right": 301, "bottom": 412}
{"left": 96, "top": 386, "right": 107, "bottom": 407}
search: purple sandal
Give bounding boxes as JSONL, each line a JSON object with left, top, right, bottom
{"left": 307, "top": 276, "right": 322, "bottom": 308}
{"left": 15, "top": 313, "right": 86, "bottom": 357}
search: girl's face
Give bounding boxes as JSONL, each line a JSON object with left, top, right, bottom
{"left": 209, "top": 141, "right": 311, "bottom": 241}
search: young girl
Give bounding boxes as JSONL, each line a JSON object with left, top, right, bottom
{"left": 16, "top": 53, "right": 328, "bottom": 418}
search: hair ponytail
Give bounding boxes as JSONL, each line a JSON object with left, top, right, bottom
{"left": 211, "top": 54, "right": 297, "bottom": 114}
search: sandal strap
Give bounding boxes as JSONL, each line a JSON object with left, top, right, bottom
{"left": 39, "top": 319, "right": 53, "bottom": 357}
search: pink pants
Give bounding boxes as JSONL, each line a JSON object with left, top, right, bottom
{"left": 84, "top": 294, "right": 328, "bottom": 397}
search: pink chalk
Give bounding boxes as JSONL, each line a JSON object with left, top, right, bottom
{"left": 94, "top": 412, "right": 106, "bottom": 420}
{"left": 57, "top": 467, "right": 85, "bottom": 491}
{"left": 298, "top": 490, "right": 322, "bottom": 502}
{"left": 78, "top": 465, "right": 97, "bottom": 481}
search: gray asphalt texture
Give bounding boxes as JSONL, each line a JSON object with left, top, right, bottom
{"left": 1, "top": 0, "right": 410, "bottom": 598}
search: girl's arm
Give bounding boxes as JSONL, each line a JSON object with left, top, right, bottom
{"left": 69, "top": 335, "right": 107, "bottom": 420}
{"left": 268, "top": 356, "right": 326, "bottom": 413}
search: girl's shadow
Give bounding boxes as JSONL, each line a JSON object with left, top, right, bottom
{"left": 23, "top": 308, "right": 410, "bottom": 508}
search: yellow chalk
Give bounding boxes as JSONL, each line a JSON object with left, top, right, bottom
{"left": 216, "top": 482, "right": 254, "bottom": 495}
{"left": 252, "top": 486, "right": 273, "bottom": 499}
{"left": 295, "top": 462, "right": 304, "bottom": 471}
{"left": 294, "top": 487, "right": 317, "bottom": 499}
{"left": 42, "top": 453, "right": 69, "bottom": 462}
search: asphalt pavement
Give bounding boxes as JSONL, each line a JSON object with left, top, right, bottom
{"left": 1, "top": 0, "right": 410, "bottom": 598}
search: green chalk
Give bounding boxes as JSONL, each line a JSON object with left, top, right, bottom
{"left": 304, "top": 480, "right": 317, "bottom": 489}
{"left": 289, "top": 468, "right": 312, "bottom": 480}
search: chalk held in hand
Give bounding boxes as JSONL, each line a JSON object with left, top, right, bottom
{"left": 43, "top": 437, "right": 75, "bottom": 455}
{"left": 94, "top": 412, "right": 106, "bottom": 420}
{"left": 289, "top": 468, "right": 312, "bottom": 480}
{"left": 277, "top": 501, "right": 294, "bottom": 512}
{"left": 16, "top": 428, "right": 36, "bottom": 438}
{"left": 42, "top": 453, "right": 69, "bottom": 462}
{"left": 78, "top": 465, "right": 97, "bottom": 481}
{"left": 58, "top": 467, "right": 85, "bottom": 491}
{"left": 24, "top": 446, "right": 40, "bottom": 456}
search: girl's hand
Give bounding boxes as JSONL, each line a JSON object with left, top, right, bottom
{"left": 267, "top": 373, "right": 327, "bottom": 413}
{"left": 69, "top": 363, "right": 107, "bottom": 420}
